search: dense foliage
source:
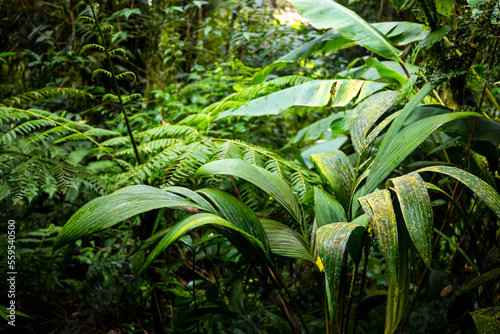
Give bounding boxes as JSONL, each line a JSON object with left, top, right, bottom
{"left": 1, "top": 0, "right": 500, "bottom": 333}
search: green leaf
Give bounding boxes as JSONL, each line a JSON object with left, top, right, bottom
{"left": 260, "top": 219, "right": 314, "bottom": 262}
{"left": 314, "top": 187, "right": 347, "bottom": 227}
{"left": 163, "top": 186, "right": 217, "bottom": 213}
{"left": 365, "top": 111, "right": 478, "bottom": 195}
{"left": 53, "top": 185, "right": 206, "bottom": 250}
{"left": 316, "top": 223, "right": 366, "bottom": 327}
{"left": 366, "top": 58, "right": 408, "bottom": 87}
{"left": 435, "top": 0, "right": 454, "bottom": 17}
{"left": 330, "top": 79, "right": 365, "bottom": 107}
{"left": 465, "top": 307, "right": 500, "bottom": 334}
{"left": 311, "top": 151, "right": 355, "bottom": 213}
{"left": 359, "top": 190, "right": 399, "bottom": 283}
{"left": 293, "top": 113, "right": 345, "bottom": 144}
{"left": 138, "top": 213, "right": 269, "bottom": 275}
{"left": 289, "top": 0, "right": 402, "bottom": 62}
{"left": 416, "top": 166, "right": 500, "bottom": 218}
{"left": 301, "top": 135, "right": 348, "bottom": 169}
{"left": 350, "top": 91, "right": 400, "bottom": 154}
{"left": 387, "top": 173, "right": 433, "bottom": 269}
{"left": 195, "top": 159, "right": 302, "bottom": 223}
{"left": 215, "top": 80, "right": 336, "bottom": 119}
{"left": 197, "top": 188, "right": 269, "bottom": 253}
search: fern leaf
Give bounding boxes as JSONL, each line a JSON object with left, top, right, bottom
{"left": 81, "top": 43, "right": 105, "bottom": 55}
{"left": 92, "top": 68, "right": 112, "bottom": 81}
{"left": 115, "top": 71, "right": 136, "bottom": 83}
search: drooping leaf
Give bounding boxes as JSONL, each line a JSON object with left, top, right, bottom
{"left": 289, "top": 0, "right": 402, "bottom": 62}
{"left": 464, "top": 307, "right": 500, "bottom": 334}
{"left": 195, "top": 159, "right": 302, "bottom": 222}
{"left": 387, "top": 173, "right": 433, "bottom": 269}
{"left": 366, "top": 58, "right": 408, "bottom": 87}
{"left": 138, "top": 213, "right": 269, "bottom": 275}
{"left": 197, "top": 188, "right": 269, "bottom": 253}
{"left": 330, "top": 80, "right": 365, "bottom": 107}
{"left": 350, "top": 91, "right": 400, "bottom": 154}
{"left": 311, "top": 151, "right": 355, "bottom": 212}
{"left": 215, "top": 80, "right": 335, "bottom": 119}
{"left": 314, "top": 187, "right": 347, "bottom": 227}
{"left": 416, "top": 166, "right": 500, "bottom": 218}
{"left": 301, "top": 135, "right": 348, "bottom": 169}
{"left": 359, "top": 190, "right": 399, "bottom": 282}
{"left": 163, "top": 186, "right": 217, "bottom": 213}
{"left": 293, "top": 113, "right": 345, "bottom": 144}
{"left": 260, "top": 219, "right": 314, "bottom": 262}
{"left": 53, "top": 185, "right": 206, "bottom": 250}
{"left": 316, "top": 223, "right": 366, "bottom": 327}
{"left": 365, "top": 111, "right": 478, "bottom": 195}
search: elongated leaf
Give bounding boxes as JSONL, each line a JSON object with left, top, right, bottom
{"left": 314, "top": 187, "right": 347, "bottom": 227}
{"left": 216, "top": 80, "right": 335, "bottom": 119}
{"left": 293, "top": 113, "right": 345, "bottom": 144}
{"left": 197, "top": 188, "right": 269, "bottom": 253}
{"left": 359, "top": 190, "right": 399, "bottom": 282}
{"left": 301, "top": 135, "right": 348, "bottom": 169}
{"left": 260, "top": 219, "right": 314, "bottom": 262}
{"left": 195, "top": 159, "right": 302, "bottom": 222}
{"left": 330, "top": 79, "right": 365, "bottom": 107}
{"left": 350, "top": 91, "right": 400, "bottom": 154}
{"left": 365, "top": 111, "right": 479, "bottom": 195}
{"left": 311, "top": 151, "right": 355, "bottom": 213}
{"left": 366, "top": 58, "right": 407, "bottom": 87}
{"left": 416, "top": 166, "right": 500, "bottom": 218}
{"left": 53, "top": 185, "right": 206, "bottom": 250}
{"left": 316, "top": 223, "right": 366, "bottom": 328}
{"left": 465, "top": 307, "right": 500, "bottom": 334}
{"left": 163, "top": 186, "right": 216, "bottom": 213}
{"left": 289, "top": 0, "right": 402, "bottom": 61}
{"left": 388, "top": 173, "right": 433, "bottom": 269}
{"left": 138, "top": 213, "right": 269, "bottom": 275}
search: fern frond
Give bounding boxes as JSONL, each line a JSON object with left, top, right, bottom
{"left": 0, "top": 181, "right": 10, "bottom": 201}
{"left": 102, "top": 94, "right": 119, "bottom": 102}
{"left": 166, "top": 141, "right": 214, "bottom": 186}
{"left": 92, "top": 68, "right": 112, "bottom": 81}
{"left": 0, "top": 107, "right": 32, "bottom": 124}
{"left": 115, "top": 138, "right": 184, "bottom": 157}
{"left": 2, "top": 88, "right": 92, "bottom": 107}
{"left": 81, "top": 43, "right": 105, "bottom": 55}
{"left": 2, "top": 119, "right": 57, "bottom": 142}
{"left": 76, "top": 16, "right": 95, "bottom": 24}
{"left": 27, "top": 126, "right": 74, "bottom": 145}
{"left": 122, "top": 93, "right": 143, "bottom": 103}
{"left": 139, "top": 124, "right": 198, "bottom": 140}
{"left": 100, "top": 24, "right": 114, "bottom": 33}
{"left": 115, "top": 71, "right": 136, "bottom": 83}
{"left": 109, "top": 48, "right": 126, "bottom": 57}
{"left": 101, "top": 136, "right": 130, "bottom": 147}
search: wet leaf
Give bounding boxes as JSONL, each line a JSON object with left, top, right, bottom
{"left": 314, "top": 187, "right": 347, "bottom": 227}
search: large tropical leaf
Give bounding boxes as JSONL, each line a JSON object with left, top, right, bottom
{"left": 260, "top": 219, "right": 314, "bottom": 262}
{"left": 216, "top": 79, "right": 366, "bottom": 119}
{"left": 416, "top": 166, "right": 500, "bottom": 218}
{"left": 350, "top": 91, "right": 400, "bottom": 154}
{"left": 316, "top": 223, "right": 366, "bottom": 329}
{"left": 197, "top": 188, "right": 270, "bottom": 253}
{"left": 314, "top": 187, "right": 347, "bottom": 227}
{"left": 387, "top": 173, "right": 433, "bottom": 269}
{"left": 53, "top": 185, "right": 207, "bottom": 250}
{"left": 311, "top": 151, "right": 355, "bottom": 213}
{"left": 364, "top": 111, "right": 479, "bottom": 195}
{"left": 195, "top": 159, "right": 303, "bottom": 223}
{"left": 289, "top": 0, "right": 402, "bottom": 62}
{"left": 358, "top": 190, "right": 399, "bottom": 282}
{"left": 138, "top": 213, "right": 269, "bottom": 275}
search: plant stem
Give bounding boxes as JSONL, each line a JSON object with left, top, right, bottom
{"left": 89, "top": 0, "right": 142, "bottom": 166}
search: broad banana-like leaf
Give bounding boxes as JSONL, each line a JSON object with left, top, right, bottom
{"left": 365, "top": 111, "right": 479, "bottom": 195}
{"left": 216, "top": 79, "right": 366, "bottom": 119}
{"left": 314, "top": 187, "right": 347, "bottom": 227}
{"left": 316, "top": 223, "right": 366, "bottom": 329}
{"left": 350, "top": 91, "right": 400, "bottom": 154}
{"left": 197, "top": 188, "right": 269, "bottom": 253}
{"left": 260, "top": 219, "right": 314, "bottom": 263}
{"left": 465, "top": 307, "right": 500, "bottom": 334}
{"left": 366, "top": 58, "right": 408, "bottom": 87}
{"left": 138, "top": 213, "right": 269, "bottom": 275}
{"left": 195, "top": 159, "right": 302, "bottom": 223}
{"left": 53, "top": 185, "right": 207, "bottom": 250}
{"left": 359, "top": 190, "right": 399, "bottom": 282}
{"left": 216, "top": 80, "right": 335, "bottom": 119}
{"left": 355, "top": 82, "right": 390, "bottom": 104}
{"left": 416, "top": 166, "right": 500, "bottom": 218}
{"left": 311, "top": 151, "right": 355, "bottom": 213}
{"left": 289, "top": 0, "right": 402, "bottom": 62}
{"left": 387, "top": 173, "right": 433, "bottom": 269}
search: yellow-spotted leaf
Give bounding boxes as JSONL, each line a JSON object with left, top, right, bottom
{"left": 387, "top": 173, "right": 433, "bottom": 269}
{"left": 316, "top": 223, "right": 366, "bottom": 329}
{"left": 416, "top": 166, "right": 500, "bottom": 218}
